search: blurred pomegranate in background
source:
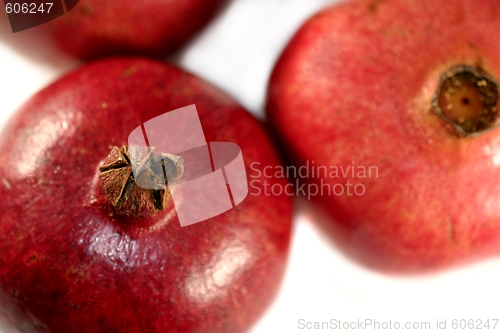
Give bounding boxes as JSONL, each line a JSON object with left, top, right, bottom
{"left": 0, "top": 57, "right": 292, "bottom": 332}
{"left": 267, "top": 0, "right": 500, "bottom": 272}
{"left": 48, "top": 0, "right": 226, "bottom": 58}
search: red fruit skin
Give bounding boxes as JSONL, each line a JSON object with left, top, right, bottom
{"left": 0, "top": 58, "right": 292, "bottom": 332}
{"left": 267, "top": 0, "right": 500, "bottom": 273}
{"left": 49, "top": 0, "right": 225, "bottom": 58}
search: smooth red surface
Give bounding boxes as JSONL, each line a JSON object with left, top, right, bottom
{"left": 49, "top": 0, "right": 225, "bottom": 58}
{"left": 0, "top": 58, "right": 292, "bottom": 332}
{"left": 267, "top": 0, "right": 500, "bottom": 272}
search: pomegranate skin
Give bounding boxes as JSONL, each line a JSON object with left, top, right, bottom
{"left": 0, "top": 58, "right": 292, "bottom": 332}
{"left": 48, "top": 0, "right": 225, "bottom": 59}
{"left": 267, "top": 0, "right": 500, "bottom": 272}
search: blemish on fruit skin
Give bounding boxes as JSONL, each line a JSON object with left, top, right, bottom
{"left": 82, "top": 5, "right": 94, "bottom": 15}
{"left": 2, "top": 178, "right": 11, "bottom": 190}
{"left": 68, "top": 300, "right": 81, "bottom": 309}
{"left": 122, "top": 67, "right": 139, "bottom": 77}
{"left": 24, "top": 252, "right": 41, "bottom": 267}
{"left": 452, "top": 0, "right": 466, "bottom": 25}
{"left": 71, "top": 147, "right": 92, "bottom": 156}
{"left": 368, "top": 0, "right": 387, "bottom": 13}
{"left": 101, "top": 102, "right": 108, "bottom": 109}
{"left": 447, "top": 217, "right": 455, "bottom": 243}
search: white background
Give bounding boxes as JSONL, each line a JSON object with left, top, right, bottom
{"left": 1, "top": 1, "right": 500, "bottom": 332}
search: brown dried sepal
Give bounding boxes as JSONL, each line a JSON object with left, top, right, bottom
{"left": 99, "top": 146, "right": 184, "bottom": 217}
{"left": 432, "top": 65, "right": 500, "bottom": 137}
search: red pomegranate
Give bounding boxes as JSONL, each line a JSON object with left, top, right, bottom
{"left": 48, "top": 0, "right": 226, "bottom": 58}
{"left": 0, "top": 57, "right": 292, "bottom": 332}
{"left": 267, "top": 0, "right": 500, "bottom": 272}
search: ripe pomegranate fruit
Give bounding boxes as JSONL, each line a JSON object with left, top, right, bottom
{"left": 0, "top": 57, "right": 292, "bottom": 332}
{"left": 267, "top": 0, "right": 500, "bottom": 272}
{"left": 47, "top": 0, "right": 225, "bottom": 58}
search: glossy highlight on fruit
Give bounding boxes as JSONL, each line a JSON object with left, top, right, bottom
{"left": 0, "top": 57, "right": 292, "bottom": 332}
{"left": 267, "top": 0, "right": 500, "bottom": 272}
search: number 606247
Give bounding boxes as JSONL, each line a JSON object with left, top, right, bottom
{"left": 5, "top": 2, "right": 53, "bottom": 14}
